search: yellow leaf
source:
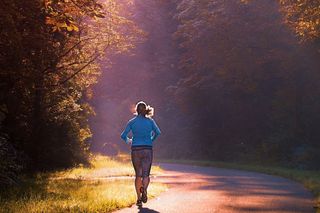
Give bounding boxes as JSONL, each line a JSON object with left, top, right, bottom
{"left": 71, "top": 24, "right": 79, "bottom": 32}
{"left": 67, "top": 25, "right": 73, "bottom": 31}
{"left": 56, "top": 22, "right": 68, "bottom": 28}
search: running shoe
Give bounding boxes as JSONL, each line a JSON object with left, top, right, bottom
{"left": 140, "top": 187, "right": 148, "bottom": 203}
{"left": 136, "top": 198, "right": 142, "bottom": 207}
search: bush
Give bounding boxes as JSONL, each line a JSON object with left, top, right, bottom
{"left": 0, "top": 132, "right": 23, "bottom": 186}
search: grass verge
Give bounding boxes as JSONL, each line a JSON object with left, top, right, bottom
{"left": 0, "top": 155, "right": 166, "bottom": 213}
{"left": 158, "top": 159, "right": 320, "bottom": 212}
{"left": 51, "top": 154, "right": 163, "bottom": 179}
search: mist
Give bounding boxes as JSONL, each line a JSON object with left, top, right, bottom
{"left": 90, "top": 0, "right": 320, "bottom": 169}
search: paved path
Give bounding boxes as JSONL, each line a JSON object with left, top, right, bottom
{"left": 114, "top": 163, "right": 315, "bottom": 213}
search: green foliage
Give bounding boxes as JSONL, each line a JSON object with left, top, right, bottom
{"left": 0, "top": 155, "right": 166, "bottom": 213}
{"left": 157, "top": 0, "right": 320, "bottom": 169}
{"left": 0, "top": 0, "right": 142, "bottom": 174}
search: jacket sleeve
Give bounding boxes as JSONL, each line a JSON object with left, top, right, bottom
{"left": 151, "top": 119, "right": 161, "bottom": 142}
{"left": 120, "top": 121, "right": 131, "bottom": 144}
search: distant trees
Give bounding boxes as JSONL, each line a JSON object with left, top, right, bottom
{"left": 159, "top": 0, "right": 320, "bottom": 168}
{"left": 280, "top": 0, "right": 320, "bottom": 42}
{"left": 67, "top": 0, "right": 319, "bottom": 170}
{"left": 0, "top": 0, "right": 141, "bottom": 183}
{"left": 88, "top": 0, "right": 180, "bottom": 155}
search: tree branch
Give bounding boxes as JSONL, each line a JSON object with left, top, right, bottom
{"left": 51, "top": 54, "right": 99, "bottom": 87}
{"left": 42, "top": 37, "right": 96, "bottom": 74}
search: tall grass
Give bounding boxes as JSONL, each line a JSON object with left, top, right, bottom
{"left": 0, "top": 155, "right": 166, "bottom": 213}
{"left": 51, "top": 154, "right": 162, "bottom": 179}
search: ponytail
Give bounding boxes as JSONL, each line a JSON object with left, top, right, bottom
{"left": 135, "top": 101, "right": 154, "bottom": 117}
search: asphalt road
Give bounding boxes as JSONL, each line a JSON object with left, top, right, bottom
{"left": 114, "top": 163, "right": 315, "bottom": 213}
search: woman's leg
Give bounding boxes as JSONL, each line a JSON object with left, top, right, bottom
{"left": 135, "top": 177, "right": 143, "bottom": 199}
{"left": 142, "top": 176, "right": 150, "bottom": 191}
{"left": 143, "top": 149, "right": 153, "bottom": 190}
{"left": 131, "top": 150, "right": 143, "bottom": 201}
{"left": 141, "top": 149, "right": 153, "bottom": 202}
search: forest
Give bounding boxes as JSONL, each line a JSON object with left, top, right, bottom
{"left": 90, "top": 0, "right": 320, "bottom": 169}
{"left": 1, "top": 0, "right": 320, "bottom": 188}
{"left": 0, "top": 0, "right": 142, "bottom": 184}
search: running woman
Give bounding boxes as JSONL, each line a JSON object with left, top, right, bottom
{"left": 120, "top": 101, "right": 161, "bottom": 207}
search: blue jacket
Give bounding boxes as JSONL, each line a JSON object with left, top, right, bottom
{"left": 121, "top": 115, "right": 161, "bottom": 147}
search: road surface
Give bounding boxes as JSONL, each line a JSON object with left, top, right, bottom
{"left": 114, "top": 163, "right": 314, "bottom": 213}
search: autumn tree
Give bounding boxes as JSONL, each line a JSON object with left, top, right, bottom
{"left": 280, "top": 0, "right": 320, "bottom": 42}
{"left": 0, "top": 0, "right": 141, "bottom": 180}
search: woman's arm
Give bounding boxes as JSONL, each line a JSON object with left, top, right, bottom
{"left": 120, "top": 121, "right": 132, "bottom": 144}
{"left": 151, "top": 119, "right": 161, "bottom": 142}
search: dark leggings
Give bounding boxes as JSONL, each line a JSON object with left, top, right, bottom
{"left": 131, "top": 148, "right": 153, "bottom": 177}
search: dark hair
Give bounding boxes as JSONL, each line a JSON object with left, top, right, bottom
{"left": 135, "top": 101, "right": 154, "bottom": 117}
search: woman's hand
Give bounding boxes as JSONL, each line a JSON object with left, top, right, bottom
{"left": 127, "top": 138, "right": 133, "bottom": 145}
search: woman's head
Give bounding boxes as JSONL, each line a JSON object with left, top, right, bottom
{"left": 135, "top": 101, "right": 154, "bottom": 117}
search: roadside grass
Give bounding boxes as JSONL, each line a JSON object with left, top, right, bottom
{"left": 158, "top": 159, "right": 320, "bottom": 212}
{"left": 51, "top": 154, "right": 163, "bottom": 179}
{"left": 0, "top": 155, "right": 166, "bottom": 213}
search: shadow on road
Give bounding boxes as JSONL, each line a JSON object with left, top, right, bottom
{"left": 154, "top": 163, "right": 314, "bottom": 213}
{"left": 138, "top": 206, "right": 160, "bottom": 213}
